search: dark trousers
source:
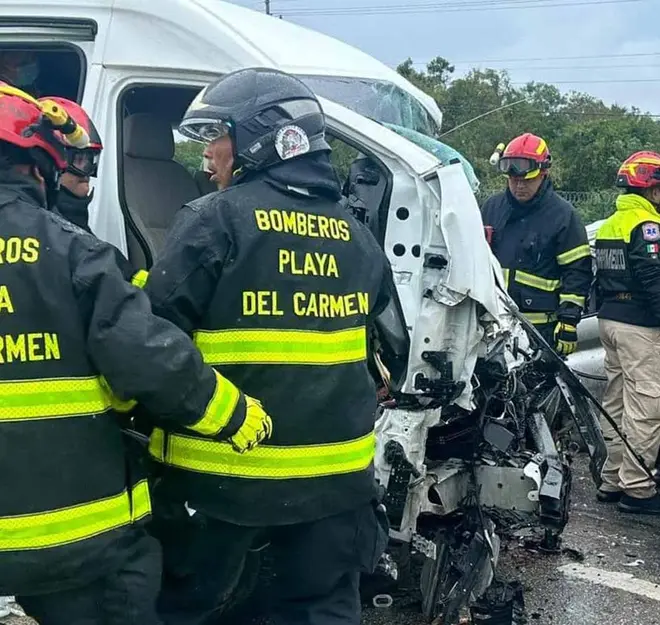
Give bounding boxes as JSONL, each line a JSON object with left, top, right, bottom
{"left": 150, "top": 501, "right": 387, "bottom": 625}
{"left": 18, "top": 529, "right": 163, "bottom": 625}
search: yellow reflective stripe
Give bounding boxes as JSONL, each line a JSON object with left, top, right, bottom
{"left": 187, "top": 370, "right": 240, "bottom": 437}
{"left": 131, "top": 269, "right": 149, "bottom": 289}
{"left": 0, "top": 484, "right": 151, "bottom": 551}
{"left": 556, "top": 244, "right": 591, "bottom": 266}
{"left": 99, "top": 376, "right": 136, "bottom": 414}
{"left": 148, "top": 429, "right": 376, "bottom": 480}
{"left": 514, "top": 270, "right": 560, "bottom": 292}
{"left": 559, "top": 293, "right": 586, "bottom": 307}
{"left": 0, "top": 376, "right": 111, "bottom": 422}
{"left": 522, "top": 312, "right": 557, "bottom": 325}
{"left": 193, "top": 327, "right": 367, "bottom": 366}
{"left": 130, "top": 479, "right": 152, "bottom": 523}
{"left": 502, "top": 268, "right": 510, "bottom": 288}
{"left": 149, "top": 427, "right": 165, "bottom": 462}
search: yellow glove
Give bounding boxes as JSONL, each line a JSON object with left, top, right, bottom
{"left": 554, "top": 321, "right": 578, "bottom": 356}
{"left": 229, "top": 396, "right": 273, "bottom": 454}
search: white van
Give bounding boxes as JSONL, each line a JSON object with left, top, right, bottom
{"left": 1, "top": 2, "right": 607, "bottom": 619}
{"left": 0, "top": 0, "right": 492, "bottom": 342}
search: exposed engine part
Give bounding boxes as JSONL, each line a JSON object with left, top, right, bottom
{"left": 372, "top": 292, "right": 609, "bottom": 622}
{"left": 383, "top": 440, "right": 420, "bottom": 531}
{"left": 527, "top": 412, "right": 572, "bottom": 534}
{"left": 375, "top": 551, "right": 399, "bottom": 582}
{"left": 470, "top": 580, "right": 527, "bottom": 625}
{"left": 512, "top": 305, "right": 655, "bottom": 482}
{"left": 412, "top": 532, "right": 437, "bottom": 560}
{"left": 413, "top": 351, "right": 467, "bottom": 406}
{"left": 419, "top": 512, "right": 500, "bottom": 623}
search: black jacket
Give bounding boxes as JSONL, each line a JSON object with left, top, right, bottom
{"left": 481, "top": 180, "right": 592, "bottom": 323}
{"left": 145, "top": 154, "right": 392, "bottom": 526}
{"left": 0, "top": 174, "right": 236, "bottom": 596}
{"left": 596, "top": 193, "right": 660, "bottom": 327}
{"left": 55, "top": 186, "right": 93, "bottom": 233}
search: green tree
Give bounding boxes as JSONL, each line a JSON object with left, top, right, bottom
{"left": 396, "top": 58, "right": 660, "bottom": 222}
{"left": 173, "top": 140, "right": 204, "bottom": 175}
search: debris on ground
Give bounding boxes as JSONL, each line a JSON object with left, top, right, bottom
{"left": 470, "top": 579, "right": 527, "bottom": 625}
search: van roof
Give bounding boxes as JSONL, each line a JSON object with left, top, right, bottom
{"left": 1, "top": 0, "right": 442, "bottom": 131}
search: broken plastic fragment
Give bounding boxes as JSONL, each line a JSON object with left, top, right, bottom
{"left": 372, "top": 594, "right": 393, "bottom": 608}
{"left": 0, "top": 596, "right": 25, "bottom": 618}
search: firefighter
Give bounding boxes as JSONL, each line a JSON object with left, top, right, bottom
{"left": 46, "top": 97, "right": 102, "bottom": 233}
{"left": 40, "top": 96, "right": 150, "bottom": 289}
{"left": 0, "top": 83, "right": 271, "bottom": 625}
{"left": 594, "top": 151, "right": 660, "bottom": 514}
{"left": 144, "top": 67, "right": 392, "bottom": 625}
{"left": 482, "top": 133, "right": 592, "bottom": 353}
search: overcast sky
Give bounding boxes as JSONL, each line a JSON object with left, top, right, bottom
{"left": 229, "top": 0, "right": 660, "bottom": 115}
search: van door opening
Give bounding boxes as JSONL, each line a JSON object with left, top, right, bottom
{"left": 117, "top": 83, "right": 207, "bottom": 269}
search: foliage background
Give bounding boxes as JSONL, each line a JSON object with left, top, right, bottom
{"left": 174, "top": 58, "right": 660, "bottom": 225}
{"left": 396, "top": 57, "right": 660, "bottom": 223}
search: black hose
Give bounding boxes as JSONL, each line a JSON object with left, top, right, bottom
{"left": 570, "top": 369, "right": 607, "bottom": 382}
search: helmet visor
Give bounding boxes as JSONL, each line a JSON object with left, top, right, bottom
{"left": 67, "top": 149, "right": 100, "bottom": 178}
{"left": 179, "top": 118, "right": 232, "bottom": 143}
{"left": 497, "top": 157, "right": 540, "bottom": 178}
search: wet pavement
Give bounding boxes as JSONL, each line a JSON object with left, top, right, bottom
{"left": 361, "top": 455, "right": 660, "bottom": 625}
{"left": 4, "top": 456, "right": 660, "bottom": 625}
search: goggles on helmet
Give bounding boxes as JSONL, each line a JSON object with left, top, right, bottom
{"left": 178, "top": 118, "right": 232, "bottom": 143}
{"left": 497, "top": 157, "right": 541, "bottom": 178}
{"left": 67, "top": 148, "right": 100, "bottom": 178}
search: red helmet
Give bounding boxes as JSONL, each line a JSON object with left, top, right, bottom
{"left": 497, "top": 133, "right": 552, "bottom": 180}
{"left": 616, "top": 151, "right": 660, "bottom": 189}
{"left": 0, "top": 82, "right": 69, "bottom": 171}
{"left": 42, "top": 96, "right": 102, "bottom": 178}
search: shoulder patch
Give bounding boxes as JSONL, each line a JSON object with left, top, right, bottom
{"left": 642, "top": 222, "right": 660, "bottom": 241}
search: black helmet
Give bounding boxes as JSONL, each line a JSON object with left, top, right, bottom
{"left": 178, "top": 67, "right": 330, "bottom": 172}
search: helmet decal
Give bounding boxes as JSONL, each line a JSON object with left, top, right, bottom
{"left": 275, "top": 125, "right": 310, "bottom": 161}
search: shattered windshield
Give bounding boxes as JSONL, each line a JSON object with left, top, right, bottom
{"left": 299, "top": 75, "right": 439, "bottom": 138}
{"left": 383, "top": 122, "right": 481, "bottom": 193}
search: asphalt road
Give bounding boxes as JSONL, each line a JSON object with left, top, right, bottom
{"left": 4, "top": 456, "right": 660, "bottom": 625}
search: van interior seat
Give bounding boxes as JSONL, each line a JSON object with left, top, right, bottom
{"left": 122, "top": 113, "right": 200, "bottom": 262}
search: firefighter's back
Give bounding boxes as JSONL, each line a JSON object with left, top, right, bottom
{"left": 0, "top": 193, "right": 146, "bottom": 596}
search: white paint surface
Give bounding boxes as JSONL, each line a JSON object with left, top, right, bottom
{"left": 559, "top": 563, "right": 660, "bottom": 602}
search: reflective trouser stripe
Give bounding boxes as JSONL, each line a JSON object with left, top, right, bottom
{"left": 0, "top": 376, "right": 111, "bottom": 422}
{"left": 514, "top": 270, "right": 560, "bottom": 292}
{"left": 560, "top": 293, "right": 586, "bottom": 307}
{"left": 502, "top": 268, "right": 510, "bottom": 288}
{"left": 193, "top": 327, "right": 367, "bottom": 366}
{"left": 131, "top": 269, "right": 149, "bottom": 288}
{"left": 557, "top": 244, "right": 591, "bottom": 266}
{"left": 523, "top": 312, "right": 557, "bottom": 325}
{"left": 0, "top": 480, "right": 151, "bottom": 551}
{"left": 148, "top": 428, "right": 376, "bottom": 479}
